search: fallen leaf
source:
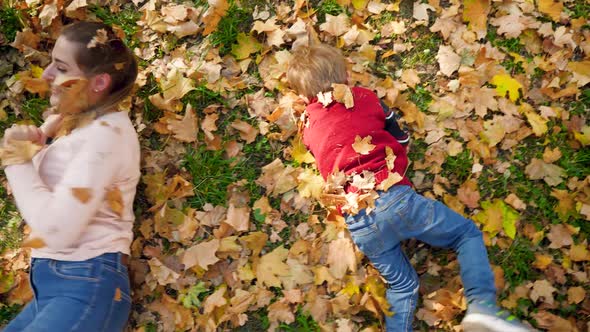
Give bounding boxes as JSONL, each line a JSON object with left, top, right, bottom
{"left": 546, "top": 224, "right": 573, "bottom": 249}
{"left": 491, "top": 74, "right": 522, "bottom": 102}
{"left": 181, "top": 239, "right": 220, "bottom": 270}
{"left": 256, "top": 246, "right": 290, "bottom": 288}
{"left": 105, "top": 187, "right": 124, "bottom": 217}
{"left": 567, "top": 286, "right": 586, "bottom": 304}
{"left": 436, "top": 45, "right": 461, "bottom": 77}
{"left": 352, "top": 135, "right": 376, "bottom": 155}
{"left": 530, "top": 279, "right": 557, "bottom": 305}
{"left": 167, "top": 105, "right": 198, "bottom": 142}
{"left": 525, "top": 158, "right": 566, "bottom": 186}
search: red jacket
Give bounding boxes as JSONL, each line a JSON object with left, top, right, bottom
{"left": 303, "top": 86, "right": 412, "bottom": 189}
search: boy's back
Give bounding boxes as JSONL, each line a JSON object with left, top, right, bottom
{"left": 303, "top": 86, "right": 412, "bottom": 188}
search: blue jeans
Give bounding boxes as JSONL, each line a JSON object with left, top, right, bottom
{"left": 345, "top": 185, "right": 496, "bottom": 332}
{"left": 3, "top": 252, "right": 131, "bottom": 332}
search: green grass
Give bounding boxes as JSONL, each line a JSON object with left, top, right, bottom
{"left": 0, "top": 4, "right": 22, "bottom": 49}
{"left": 88, "top": 4, "right": 141, "bottom": 47}
{"left": 0, "top": 182, "right": 21, "bottom": 254}
{"left": 0, "top": 303, "right": 21, "bottom": 326}
{"left": 313, "top": 0, "right": 345, "bottom": 23}
{"left": 182, "top": 85, "right": 226, "bottom": 110}
{"left": 401, "top": 29, "right": 442, "bottom": 69}
{"left": 278, "top": 306, "right": 320, "bottom": 331}
{"left": 568, "top": 88, "right": 590, "bottom": 116}
{"left": 209, "top": 1, "right": 252, "bottom": 56}
{"left": 21, "top": 96, "right": 49, "bottom": 126}
{"left": 489, "top": 237, "right": 538, "bottom": 287}
{"left": 408, "top": 85, "right": 433, "bottom": 112}
{"left": 441, "top": 150, "right": 473, "bottom": 184}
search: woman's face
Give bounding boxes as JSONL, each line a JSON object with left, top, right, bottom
{"left": 42, "top": 36, "right": 86, "bottom": 107}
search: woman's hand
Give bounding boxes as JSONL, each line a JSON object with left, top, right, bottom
{"left": 3, "top": 125, "right": 45, "bottom": 146}
{"left": 40, "top": 114, "right": 64, "bottom": 139}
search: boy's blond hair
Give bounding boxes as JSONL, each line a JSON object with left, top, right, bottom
{"left": 287, "top": 43, "right": 347, "bottom": 98}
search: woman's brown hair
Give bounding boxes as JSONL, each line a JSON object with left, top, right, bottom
{"left": 60, "top": 21, "right": 138, "bottom": 113}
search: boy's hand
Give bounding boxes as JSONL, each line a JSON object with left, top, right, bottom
{"left": 3, "top": 125, "right": 45, "bottom": 146}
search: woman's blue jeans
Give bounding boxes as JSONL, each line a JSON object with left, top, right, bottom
{"left": 345, "top": 185, "right": 496, "bottom": 332}
{"left": 3, "top": 252, "right": 131, "bottom": 332}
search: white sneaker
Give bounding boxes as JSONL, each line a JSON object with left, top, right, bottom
{"left": 462, "top": 300, "right": 537, "bottom": 332}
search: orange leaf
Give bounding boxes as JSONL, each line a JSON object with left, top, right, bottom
{"left": 352, "top": 135, "right": 376, "bottom": 155}
{"left": 71, "top": 187, "right": 93, "bottom": 204}
{"left": 106, "top": 187, "right": 124, "bottom": 217}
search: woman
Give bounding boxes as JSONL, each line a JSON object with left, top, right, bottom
{"left": 2, "top": 22, "right": 140, "bottom": 331}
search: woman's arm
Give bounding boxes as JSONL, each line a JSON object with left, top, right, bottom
{"left": 4, "top": 125, "right": 120, "bottom": 250}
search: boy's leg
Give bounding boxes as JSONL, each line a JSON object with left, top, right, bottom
{"left": 395, "top": 190, "right": 534, "bottom": 331}
{"left": 396, "top": 191, "right": 496, "bottom": 303}
{"left": 345, "top": 185, "right": 421, "bottom": 332}
{"left": 371, "top": 244, "right": 419, "bottom": 332}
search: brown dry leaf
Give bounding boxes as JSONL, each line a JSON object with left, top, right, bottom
{"left": 565, "top": 287, "right": 586, "bottom": 306}
{"left": 256, "top": 246, "right": 290, "bottom": 288}
{"left": 525, "top": 158, "right": 566, "bottom": 186}
{"left": 224, "top": 204, "right": 250, "bottom": 232}
{"left": 543, "top": 147, "right": 562, "bottom": 163}
{"left": 457, "top": 179, "right": 480, "bottom": 209}
{"left": 203, "top": 284, "right": 228, "bottom": 314}
{"left": 319, "top": 13, "right": 350, "bottom": 37}
{"left": 181, "top": 239, "right": 220, "bottom": 270}
{"left": 352, "top": 135, "right": 376, "bottom": 155}
{"left": 87, "top": 29, "right": 108, "bottom": 48}
{"left": 331, "top": 84, "right": 354, "bottom": 109}
{"left": 268, "top": 300, "right": 295, "bottom": 327}
{"left": 400, "top": 69, "right": 420, "bottom": 89}
{"left": 316, "top": 91, "right": 333, "bottom": 107}
{"left": 167, "top": 105, "right": 198, "bottom": 142}
{"left": 147, "top": 257, "right": 180, "bottom": 287}
{"left": 547, "top": 224, "right": 573, "bottom": 249}
{"left": 505, "top": 193, "right": 526, "bottom": 211}
{"left": 327, "top": 237, "right": 357, "bottom": 279}
{"left": 161, "top": 69, "right": 195, "bottom": 103}
{"left": 231, "top": 119, "right": 258, "bottom": 144}
{"left": 71, "top": 187, "right": 93, "bottom": 204}
{"left": 105, "top": 187, "right": 124, "bottom": 217}
{"left": 202, "top": 0, "right": 229, "bottom": 35}
{"left": 532, "top": 310, "right": 577, "bottom": 332}
{"left": 569, "top": 244, "right": 589, "bottom": 262}
{"left": 436, "top": 45, "right": 461, "bottom": 77}
{"left": 530, "top": 279, "right": 557, "bottom": 305}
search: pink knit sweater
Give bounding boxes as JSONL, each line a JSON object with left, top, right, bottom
{"left": 5, "top": 111, "right": 140, "bottom": 261}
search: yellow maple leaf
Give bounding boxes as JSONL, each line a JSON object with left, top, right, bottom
{"left": 463, "top": 0, "right": 490, "bottom": 39}
{"left": 537, "top": 0, "right": 563, "bottom": 22}
{"left": 297, "top": 168, "right": 324, "bottom": 199}
{"left": 524, "top": 111, "right": 548, "bottom": 137}
{"left": 491, "top": 74, "right": 522, "bottom": 102}
{"left": 231, "top": 33, "right": 262, "bottom": 60}
{"left": 352, "top": 135, "right": 376, "bottom": 155}
{"left": 290, "top": 136, "right": 315, "bottom": 164}
{"left": 256, "top": 246, "right": 290, "bottom": 288}
{"left": 573, "top": 125, "right": 590, "bottom": 146}
{"left": 0, "top": 140, "right": 42, "bottom": 166}
{"left": 71, "top": 187, "right": 93, "bottom": 204}
{"left": 21, "top": 236, "right": 46, "bottom": 249}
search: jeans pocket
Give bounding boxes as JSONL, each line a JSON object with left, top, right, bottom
{"left": 396, "top": 192, "right": 434, "bottom": 232}
{"left": 49, "top": 261, "right": 100, "bottom": 282}
{"left": 349, "top": 220, "right": 384, "bottom": 258}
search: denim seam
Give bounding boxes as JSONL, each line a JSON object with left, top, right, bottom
{"left": 373, "top": 185, "right": 412, "bottom": 214}
{"left": 101, "top": 264, "right": 128, "bottom": 279}
{"left": 49, "top": 261, "right": 100, "bottom": 282}
{"left": 70, "top": 263, "right": 102, "bottom": 332}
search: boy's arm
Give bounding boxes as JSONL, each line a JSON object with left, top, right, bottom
{"left": 379, "top": 100, "right": 409, "bottom": 145}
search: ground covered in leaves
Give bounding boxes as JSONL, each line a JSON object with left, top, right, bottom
{"left": 0, "top": 0, "right": 589, "bottom": 331}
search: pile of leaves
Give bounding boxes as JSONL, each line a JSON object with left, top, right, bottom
{"left": 0, "top": 0, "right": 589, "bottom": 331}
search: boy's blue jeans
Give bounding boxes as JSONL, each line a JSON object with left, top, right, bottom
{"left": 3, "top": 252, "right": 131, "bottom": 332}
{"left": 345, "top": 185, "right": 496, "bottom": 332}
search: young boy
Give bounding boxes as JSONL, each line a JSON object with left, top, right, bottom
{"left": 287, "top": 43, "right": 534, "bottom": 332}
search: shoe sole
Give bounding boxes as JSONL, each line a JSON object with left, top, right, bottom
{"left": 462, "top": 314, "right": 536, "bottom": 332}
